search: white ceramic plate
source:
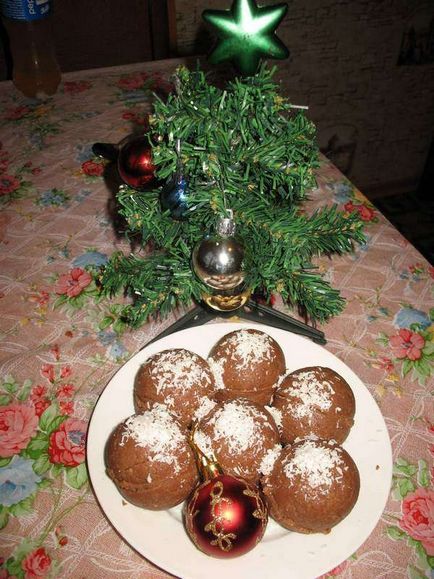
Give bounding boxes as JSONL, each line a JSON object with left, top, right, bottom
{"left": 87, "top": 322, "right": 392, "bottom": 579}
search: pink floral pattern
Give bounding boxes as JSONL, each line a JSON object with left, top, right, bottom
{"left": 21, "top": 548, "right": 51, "bottom": 579}
{"left": 0, "top": 404, "right": 38, "bottom": 457}
{"left": 4, "top": 105, "right": 31, "bottom": 120}
{"left": 81, "top": 159, "right": 105, "bottom": 177}
{"left": 399, "top": 489, "right": 434, "bottom": 555}
{"left": 344, "top": 200, "right": 377, "bottom": 222}
{"left": 48, "top": 418, "right": 86, "bottom": 467}
{"left": 0, "top": 175, "right": 20, "bottom": 195}
{"left": 63, "top": 80, "right": 92, "bottom": 94}
{"left": 317, "top": 560, "right": 349, "bottom": 578}
{"left": 54, "top": 268, "right": 92, "bottom": 298}
{"left": 390, "top": 328, "right": 426, "bottom": 360}
{"left": 0, "top": 61, "right": 432, "bottom": 579}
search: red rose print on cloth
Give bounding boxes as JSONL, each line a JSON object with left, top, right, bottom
{"left": 81, "top": 159, "right": 104, "bottom": 177}
{"left": 389, "top": 328, "right": 425, "bottom": 361}
{"left": 33, "top": 398, "right": 51, "bottom": 417}
{"left": 30, "top": 384, "right": 51, "bottom": 416}
{"left": 49, "top": 344, "right": 60, "bottom": 360}
{"left": 54, "top": 267, "right": 92, "bottom": 298}
{"left": 21, "top": 547, "right": 51, "bottom": 579}
{"left": 117, "top": 72, "right": 150, "bottom": 90}
{"left": 121, "top": 110, "right": 150, "bottom": 128}
{"left": 63, "top": 80, "right": 92, "bottom": 94}
{"left": 399, "top": 488, "right": 434, "bottom": 555}
{"left": 59, "top": 401, "right": 74, "bottom": 416}
{"left": 40, "top": 364, "right": 55, "bottom": 382}
{"left": 29, "top": 290, "right": 49, "bottom": 308}
{"left": 0, "top": 175, "right": 20, "bottom": 196}
{"left": 60, "top": 365, "right": 72, "bottom": 379}
{"left": 344, "top": 200, "right": 376, "bottom": 222}
{"left": 4, "top": 105, "right": 30, "bottom": 120}
{"left": 0, "top": 404, "right": 39, "bottom": 458}
{"left": 378, "top": 356, "right": 394, "bottom": 371}
{"left": 48, "top": 418, "right": 87, "bottom": 467}
{"left": 30, "top": 385, "right": 48, "bottom": 400}
{"left": 56, "top": 383, "right": 75, "bottom": 399}
{"left": 317, "top": 560, "right": 349, "bottom": 578}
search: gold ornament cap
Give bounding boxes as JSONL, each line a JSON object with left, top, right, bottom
{"left": 217, "top": 209, "right": 236, "bottom": 237}
{"left": 190, "top": 427, "right": 223, "bottom": 480}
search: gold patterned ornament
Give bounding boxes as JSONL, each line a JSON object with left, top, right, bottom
{"left": 184, "top": 433, "right": 268, "bottom": 558}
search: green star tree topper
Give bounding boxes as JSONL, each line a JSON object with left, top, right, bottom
{"left": 203, "top": 0, "right": 289, "bottom": 76}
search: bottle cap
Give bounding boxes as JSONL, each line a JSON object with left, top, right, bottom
{"left": 0, "top": 0, "right": 51, "bottom": 21}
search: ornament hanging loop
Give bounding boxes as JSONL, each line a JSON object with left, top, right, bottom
{"left": 190, "top": 426, "right": 223, "bottom": 480}
{"left": 217, "top": 209, "right": 236, "bottom": 237}
{"left": 160, "top": 137, "right": 193, "bottom": 219}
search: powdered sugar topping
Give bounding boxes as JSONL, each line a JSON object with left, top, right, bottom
{"left": 121, "top": 404, "right": 185, "bottom": 473}
{"left": 220, "top": 330, "right": 275, "bottom": 369}
{"left": 205, "top": 400, "right": 272, "bottom": 454}
{"left": 193, "top": 396, "right": 217, "bottom": 421}
{"left": 193, "top": 430, "right": 214, "bottom": 459}
{"left": 148, "top": 349, "right": 212, "bottom": 395}
{"left": 207, "top": 357, "right": 225, "bottom": 390}
{"left": 283, "top": 440, "right": 345, "bottom": 493}
{"left": 260, "top": 444, "right": 282, "bottom": 476}
{"left": 283, "top": 370, "right": 335, "bottom": 419}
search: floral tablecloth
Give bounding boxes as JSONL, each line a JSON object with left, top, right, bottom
{"left": 0, "top": 59, "right": 433, "bottom": 579}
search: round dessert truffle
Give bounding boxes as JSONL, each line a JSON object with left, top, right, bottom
{"left": 134, "top": 348, "right": 216, "bottom": 427}
{"left": 208, "top": 329, "right": 286, "bottom": 405}
{"left": 262, "top": 439, "right": 360, "bottom": 533}
{"left": 193, "top": 398, "right": 281, "bottom": 484}
{"left": 105, "top": 405, "right": 198, "bottom": 510}
{"left": 272, "top": 366, "right": 355, "bottom": 444}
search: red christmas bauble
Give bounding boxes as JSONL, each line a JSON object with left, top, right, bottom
{"left": 117, "top": 135, "right": 156, "bottom": 190}
{"left": 184, "top": 474, "right": 268, "bottom": 558}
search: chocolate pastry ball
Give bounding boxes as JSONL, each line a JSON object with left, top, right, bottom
{"left": 134, "top": 348, "right": 216, "bottom": 427}
{"left": 262, "top": 439, "right": 360, "bottom": 534}
{"left": 193, "top": 398, "right": 281, "bottom": 484}
{"left": 272, "top": 366, "right": 355, "bottom": 444}
{"left": 105, "top": 405, "right": 198, "bottom": 510}
{"left": 208, "top": 329, "right": 286, "bottom": 405}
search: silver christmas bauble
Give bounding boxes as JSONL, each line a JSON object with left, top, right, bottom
{"left": 192, "top": 217, "right": 245, "bottom": 291}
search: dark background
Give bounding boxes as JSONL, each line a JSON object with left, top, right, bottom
{"left": 0, "top": 0, "right": 432, "bottom": 263}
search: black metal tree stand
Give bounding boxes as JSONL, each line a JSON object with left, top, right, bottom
{"left": 145, "top": 299, "right": 326, "bottom": 348}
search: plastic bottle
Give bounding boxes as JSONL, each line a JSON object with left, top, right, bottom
{"left": 0, "top": 0, "right": 60, "bottom": 99}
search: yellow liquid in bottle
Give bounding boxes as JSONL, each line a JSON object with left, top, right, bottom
{"left": 3, "top": 17, "right": 61, "bottom": 99}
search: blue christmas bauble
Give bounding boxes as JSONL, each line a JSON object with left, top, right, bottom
{"left": 160, "top": 173, "right": 190, "bottom": 220}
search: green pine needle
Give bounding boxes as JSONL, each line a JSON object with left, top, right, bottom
{"left": 99, "top": 64, "right": 365, "bottom": 327}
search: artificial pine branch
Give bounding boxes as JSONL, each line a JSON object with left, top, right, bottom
{"left": 100, "top": 64, "right": 365, "bottom": 327}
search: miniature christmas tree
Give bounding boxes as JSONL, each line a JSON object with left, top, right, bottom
{"left": 99, "top": 64, "right": 365, "bottom": 329}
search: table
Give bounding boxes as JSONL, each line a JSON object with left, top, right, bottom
{"left": 0, "top": 59, "right": 433, "bottom": 579}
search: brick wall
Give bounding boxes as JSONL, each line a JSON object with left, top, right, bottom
{"left": 175, "top": 0, "right": 434, "bottom": 196}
